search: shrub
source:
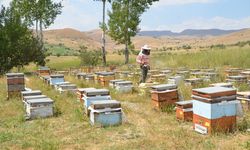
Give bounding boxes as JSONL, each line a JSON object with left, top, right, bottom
{"left": 78, "top": 46, "right": 102, "bottom": 66}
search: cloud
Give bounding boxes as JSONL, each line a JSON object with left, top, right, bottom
{"left": 151, "top": 16, "right": 250, "bottom": 32}
{"left": 0, "top": 0, "right": 12, "bottom": 6}
{"left": 153, "top": 0, "right": 215, "bottom": 7}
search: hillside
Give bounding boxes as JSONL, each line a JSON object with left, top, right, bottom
{"left": 43, "top": 28, "right": 250, "bottom": 52}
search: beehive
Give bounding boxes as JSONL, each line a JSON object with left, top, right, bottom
{"left": 109, "top": 79, "right": 125, "bottom": 88}
{"left": 168, "top": 76, "right": 183, "bottom": 85}
{"left": 151, "top": 74, "right": 166, "bottom": 83}
{"left": 151, "top": 84, "right": 179, "bottom": 110}
{"left": 85, "top": 74, "right": 95, "bottom": 82}
{"left": 117, "top": 71, "right": 130, "bottom": 78}
{"left": 160, "top": 70, "right": 172, "bottom": 75}
{"left": 89, "top": 100, "right": 122, "bottom": 126}
{"left": 54, "top": 82, "right": 70, "bottom": 90}
{"left": 76, "top": 72, "right": 87, "bottom": 80}
{"left": 97, "top": 72, "right": 115, "bottom": 86}
{"left": 82, "top": 89, "right": 111, "bottom": 115}
{"left": 185, "top": 78, "right": 203, "bottom": 87}
{"left": 192, "top": 87, "right": 238, "bottom": 134}
{"left": 210, "top": 82, "right": 234, "bottom": 88}
{"left": 226, "top": 75, "right": 247, "bottom": 84}
{"left": 237, "top": 91, "right": 250, "bottom": 111}
{"left": 190, "top": 72, "right": 204, "bottom": 78}
{"left": 37, "top": 66, "right": 50, "bottom": 76}
{"left": 77, "top": 88, "right": 96, "bottom": 102}
{"left": 149, "top": 70, "right": 159, "bottom": 75}
{"left": 240, "top": 71, "right": 250, "bottom": 80}
{"left": 176, "top": 100, "right": 193, "bottom": 121}
{"left": 58, "top": 84, "right": 77, "bottom": 94}
{"left": 115, "top": 81, "right": 133, "bottom": 93}
{"left": 25, "top": 98, "right": 54, "bottom": 120}
{"left": 6, "top": 73, "right": 25, "bottom": 98}
{"left": 225, "top": 68, "right": 242, "bottom": 76}
{"left": 21, "top": 90, "right": 42, "bottom": 100}
{"left": 49, "top": 74, "right": 65, "bottom": 86}
{"left": 176, "top": 71, "right": 190, "bottom": 78}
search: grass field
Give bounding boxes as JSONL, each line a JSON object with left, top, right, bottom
{"left": 1, "top": 45, "right": 250, "bottom": 150}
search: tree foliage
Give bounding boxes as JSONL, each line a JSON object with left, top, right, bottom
{"left": 78, "top": 46, "right": 102, "bottom": 67}
{"left": 11, "top": 0, "right": 63, "bottom": 50}
{"left": 0, "top": 6, "right": 45, "bottom": 74}
{"left": 108, "top": 0, "right": 158, "bottom": 64}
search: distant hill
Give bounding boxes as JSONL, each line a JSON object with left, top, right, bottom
{"left": 138, "top": 29, "right": 244, "bottom": 37}
{"left": 43, "top": 28, "right": 250, "bottom": 52}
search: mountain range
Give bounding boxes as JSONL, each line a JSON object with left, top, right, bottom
{"left": 138, "top": 29, "right": 244, "bottom": 37}
{"left": 43, "top": 28, "right": 250, "bottom": 51}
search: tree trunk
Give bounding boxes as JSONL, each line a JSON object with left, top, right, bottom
{"left": 101, "top": 0, "right": 107, "bottom": 66}
{"left": 36, "top": 20, "right": 39, "bottom": 40}
{"left": 39, "top": 19, "right": 44, "bottom": 51}
{"left": 125, "top": 42, "right": 129, "bottom": 64}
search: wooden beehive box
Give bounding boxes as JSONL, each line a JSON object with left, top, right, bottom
{"left": 226, "top": 75, "right": 248, "bottom": 84}
{"left": 49, "top": 74, "right": 65, "bottom": 86}
{"left": 237, "top": 91, "right": 250, "bottom": 111}
{"left": 176, "top": 100, "right": 193, "bottom": 121}
{"left": 210, "top": 82, "right": 234, "bottom": 88}
{"left": 89, "top": 100, "right": 122, "bottom": 126}
{"left": 192, "top": 87, "right": 238, "bottom": 134}
{"left": 151, "top": 74, "right": 166, "bottom": 83}
{"left": 168, "top": 76, "right": 183, "bottom": 85}
{"left": 21, "top": 90, "right": 42, "bottom": 100}
{"left": 185, "top": 78, "right": 203, "bottom": 87}
{"left": 76, "top": 88, "right": 96, "bottom": 102}
{"left": 25, "top": 98, "right": 54, "bottom": 120}
{"left": 76, "top": 73, "right": 87, "bottom": 80}
{"left": 151, "top": 84, "right": 178, "bottom": 109}
{"left": 109, "top": 79, "right": 125, "bottom": 88}
{"left": 6, "top": 73, "right": 25, "bottom": 98}
{"left": 115, "top": 81, "right": 133, "bottom": 93}
{"left": 225, "top": 68, "right": 242, "bottom": 76}
{"left": 37, "top": 66, "right": 50, "bottom": 76}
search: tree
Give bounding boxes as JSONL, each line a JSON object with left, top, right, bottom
{"left": 94, "top": 0, "right": 111, "bottom": 66}
{"left": 0, "top": 6, "right": 45, "bottom": 74}
{"left": 78, "top": 46, "right": 102, "bottom": 67}
{"left": 11, "top": 0, "right": 63, "bottom": 51}
{"left": 108, "top": 0, "right": 158, "bottom": 64}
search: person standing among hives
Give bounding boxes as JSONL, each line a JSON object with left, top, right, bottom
{"left": 136, "top": 45, "right": 151, "bottom": 83}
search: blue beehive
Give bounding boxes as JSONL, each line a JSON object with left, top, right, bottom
{"left": 49, "top": 74, "right": 65, "bottom": 85}
{"left": 83, "top": 89, "right": 111, "bottom": 113}
{"left": 89, "top": 100, "right": 122, "bottom": 126}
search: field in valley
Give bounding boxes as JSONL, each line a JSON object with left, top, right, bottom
{"left": 1, "top": 45, "right": 250, "bottom": 150}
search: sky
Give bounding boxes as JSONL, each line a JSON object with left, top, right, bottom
{"left": 1, "top": 0, "right": 250, "bottom": 32}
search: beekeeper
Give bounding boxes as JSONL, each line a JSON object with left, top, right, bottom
{"left": 136, "top": 45, "right": 151, "bottom": 83}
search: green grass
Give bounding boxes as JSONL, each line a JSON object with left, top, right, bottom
{"left": 1, "top": 45, "right": 250, "bottom": 149}
{"left": 151, "top": 46, "right": 250, "bottom": 69}
{"left": 45, "top": 44, "right": 78, "bottom": 56}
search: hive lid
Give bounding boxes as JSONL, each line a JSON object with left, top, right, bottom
{"left": 78, "top": 88, "right": 96, "bottom": 92}
{"left": 192, "top": 87, "right": 236, "bottom": 98}
{"left": 176, "top": 100, "right": 193, "bottom": 106}
{"left": 38, "top": 66, "right": 50, "bottom": 70}
{"left": 210, "top": 82, "right": 233, "bottom": 87}
{"left": 6, "top": 73, "right": 24, "bottom": 77}
{"left": 95, "top": 72, "right": 115, "bottom": 76}
{"left": 59, "top": 84, "right": 77, "bottom": 88}
{"left": 237, "top": 91, "right": 250, "bottom": 98}
{"left": 109, "top": 79, "right": 125, "bottom": 84}
{"left": 85, "top": 89, "right": 110, "bottom": 96}
{"left": 90, "top": 100, "right": 121, "bottom": 109}
{"left": 26, "top": 98, "right": 53, "bottom": 104}
{"left": 77, "top": 73, "right": 87, "bottom": 76}
{"left": 50, "top": 74, "right": 64, "bottom": 78}
{"left": 228, "top": 75, "right": 247, "bottom": 79}
{"left": 24, "top": 95, "right": 47, "bottom": 101}
{"left": 54, "top": 82, "right": 70, "bottom": 85}
{"left": 151, "top": 84, "right": 177, "bottom": 91}
{"left": 21, "top": 90, "right": 42, "bottom": 95}
{"left": 115, "top": 81, "right": 133, "bottom": 85}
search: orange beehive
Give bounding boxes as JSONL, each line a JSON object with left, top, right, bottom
{"left": 176, "top": 107, "right": 193, "bottom": 121}
{"left": 193, "top": 114, "right": 236, "bottom": 134}
{"left": 176, "top": 100, "right": 193, "bottom": 121}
